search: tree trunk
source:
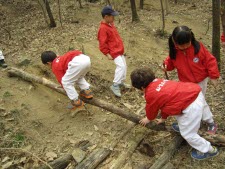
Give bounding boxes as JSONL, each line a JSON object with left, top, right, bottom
{"left": 130, "top": 0, "right": 140, "bottom": 22}
{"left": 164, "top": 0, "right": 169, "bottom": 15}
{"left": 212, "top": 0, "right": 220, "bottom": 70}
{"left": 57, "top": 0, "right": 62, "bottom": 27}
{"left": 77, "top": 0, "right": 83, "bottom": 8}
{"left": 174, "top": 0, "right": 177, "bottom": 4}
{"left": 43, "top": 0, "right": 56, "bottom": 28}
{"left": 149, "top": 136, "right": 183, "bottom": 169}
{"left": 7, "top": 67, "right": 225, "bottom": 146}
{"left": 140, "top": 0, "right": 144, "bottom": 9}
{"left": 105, "top": 0, "right": 111, "bottom": 5}
{"left": 160, "top": 0, "right": 165, "bottom": 34}
{"left": 221, "top": 0, "right": 225, "bottom": 38}
{"left": 38, "top": 0, "right": 49, "bottom": 26}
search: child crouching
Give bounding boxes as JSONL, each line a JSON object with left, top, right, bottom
{"left": 130, "top": 67, "right": 218, "bottom": 160}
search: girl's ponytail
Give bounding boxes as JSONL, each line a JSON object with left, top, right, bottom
{"left": 190, "top": 31, "right": 200, "bottom": 54}
{"left": 169, "top": 35, "right": 176, "bottom": 59}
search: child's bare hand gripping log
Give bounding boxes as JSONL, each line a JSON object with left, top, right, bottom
{"left": 139, "top": 117, "right": 150, "bottom": 126}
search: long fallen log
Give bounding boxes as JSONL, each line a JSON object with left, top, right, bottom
{"left": 7, "top": 67, "right": 225, "bottom": 146}
{"left": 149, "top": 135, "right": 183, "bottom": 169}
{"left": 7, "top": 67, "right": 164, "bottom": 131}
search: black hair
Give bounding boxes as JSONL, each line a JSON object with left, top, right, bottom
{"left": 169, "top": 26, "right": 200, "bottom": 59}
{"left": 130, "top": 67, "right": 155, "bottom": 90}
{"left": 41, "top": 51, "right": 57, "bottom": 64}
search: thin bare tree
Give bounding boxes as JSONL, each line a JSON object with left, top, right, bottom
{"left": 130, "top": 0, "right": 140, "bottom": 22}
{"left": 160, "top": 0, "right": 165, "bottom": 34}
{"left": 221, "top": 0, "right": 225, "bottom": 34}
{"left": 57, "top": 0, "right": 62, "bottom": 27}
{"left": 212, "top": 0, "right": 221, "bottom": 70}
{"left": 140, "top": 0, "right": 144, "bottom": 9}
{"left": 43, "top": 0, "right": 56, "bottom": 27}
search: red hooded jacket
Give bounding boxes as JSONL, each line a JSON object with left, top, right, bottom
{"left": 97, "top": 21, "right": 124, "bottom": 59}
{"left": 145, "top": 79, "right": 201, "bottom": 120}
{"left": 164, "top": 43, "right": 220, "bottom": 83}
{"left": 51, "top": 50, "right": 82, "bottom": 85}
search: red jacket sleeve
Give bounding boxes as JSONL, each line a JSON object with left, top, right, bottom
{"left": 98, "top": 28, "right": 110, "bottom": 55}
{"left": 145, "top": 102, "right": 160, "bottom": 121}
{"left": 201, "top": 45, "right": 220, "bottom": 79}
{"left": 164, "top": 56, "right": 175, "bottom": 71}
{"left": 161, "top": 111, "right": 169, "bottom": 119}
{"left": 221, "top": 32, "right": 225, "bottom": 42}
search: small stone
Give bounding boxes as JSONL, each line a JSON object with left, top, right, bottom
{"left": 72, "top": 148, "right": 86, "bottom": 163}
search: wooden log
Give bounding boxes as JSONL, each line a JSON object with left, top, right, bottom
{"left": 109, "top": 127, "right": 148, "bottom": 169}
{"left": 149, "top": 135, "right": 183, "bottom": 169}
{"left": 161, "top": 162, "right": 174, "bottom": 169}
{"left": 7, "top": 67, "right": 164, "bottom": 131}
{"left": 7, "top": 67, "right": 225, "bottom": 146}
{"left": 37, "top": 154, "right": 74, "bottom": 169}
{"left": 75, "top": 148, "right": 111, "bottom": 169}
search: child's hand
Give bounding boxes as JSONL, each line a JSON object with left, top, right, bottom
{"left": 139, "top": 117, "right": 150, "bottom": 126}
{"left": 106, "top": 54, "right": 113, "bottom": 60}
{"left": 161, "top": 63, "right": 167, "bottom": 72}
{"left": 155, "top": 118, "right": 166, "bottom": 124}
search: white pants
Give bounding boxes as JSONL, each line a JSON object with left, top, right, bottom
{"left": 62, "top": 54, "right": 91, "bottom": 100}
{"left": 113, "top": 55, "right": 127, "bottom": 85}
{"left": 198, "top": 78, "right": 208, "bottom": 96}
{"left": 175, "top": 92, "right": 214, "bottom": 153}
{"left": 0, "top": 50, "right": 5, "bottom": 60}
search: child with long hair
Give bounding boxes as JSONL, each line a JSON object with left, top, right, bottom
{"left": 163, "top": 26, "right": 220, "bottom": 95}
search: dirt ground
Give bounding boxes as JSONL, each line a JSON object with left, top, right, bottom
{"left": 0, "top": 0, "right": 225, "bottom": 168}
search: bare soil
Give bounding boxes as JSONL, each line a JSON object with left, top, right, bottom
{"left": 0, "top": 0, "right": 225, "bottom": 168}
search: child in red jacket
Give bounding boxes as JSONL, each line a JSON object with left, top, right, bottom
{"left": 131, "top": 67, "right": 218, "bottom": 160}
{"left": 41, "top": 50, "right": 93, "bottom": 109}
{"left": 97, "top": 5, "right": 128, "bottom": 97}
{"left": 163, "top": 26, "right": 220, "bottom": 96}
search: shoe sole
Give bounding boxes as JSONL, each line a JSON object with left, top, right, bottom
{"left": 191, "top": 152, "right": 219, "bottom": 160}
{"left": 79, "top": 93, "right": 93, "bottom": 99}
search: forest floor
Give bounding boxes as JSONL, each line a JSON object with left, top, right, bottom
{"left": 0, "top": 0, "right": 225, "bottom": 168}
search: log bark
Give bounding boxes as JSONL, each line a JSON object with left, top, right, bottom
{"left": 161, "top": 162, "right": 174, "bottom": 169}
{"left": 37, "top": 154, "right": 74, "bottom": 169}
{"left": 75, "top": 148, "right": 111, "bottom": 169}
{"left": 7, "top": 67, "right": 225, "bottom": 146}
{"left": 149, "top": 135, "right": 183, "bottom": 169}
{"left": 109, "top": 127, "right": 148, "bottom": 169}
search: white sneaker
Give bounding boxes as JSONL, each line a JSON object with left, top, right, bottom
{"left": 110, "top": 84, "right": 121, "bottom": 97}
